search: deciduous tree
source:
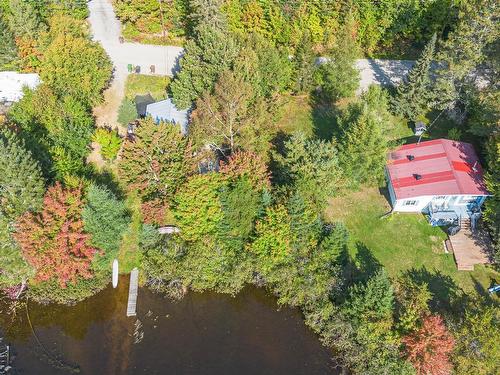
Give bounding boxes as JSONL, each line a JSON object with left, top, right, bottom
{"left": 40, "top": 33, "right": 112, "bottom": 106}
{"left": 118, "top": 118, "right": 188, "bottom": 202}
{"left": 403, "top": 315, "right": 455, "bottom": 375}
{"left": 14, "top": 183, "right": 96, "bottom": 287}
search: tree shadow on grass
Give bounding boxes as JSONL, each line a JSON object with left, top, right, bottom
{"left": 86, "top": 166, "right": 126, "bottom": 200}
{"left": 353, "top": 242, "right": 383, "bottom": 283}
{"left": 309, "top": 94, "right": 338, "bottom": 141}
{"left": 402, "top": 266, "right": 464, "bottom": 314}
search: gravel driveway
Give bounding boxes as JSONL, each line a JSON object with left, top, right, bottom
{"left": 87, "top": 0, "right": 413, "bottom": 130}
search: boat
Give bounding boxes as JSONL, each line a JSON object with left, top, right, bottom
{"left": 112, "top": 259, "right": 119, "bottom": 288}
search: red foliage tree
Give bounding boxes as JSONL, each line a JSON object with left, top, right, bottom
{"left": 219, "top": 151, "right": 271, "bottom": 190}
{"left": 403, "top": 315, "right": 455, "bottom": 375}
{"left": 14, "top": 183, "right": 96, "bottom": 287}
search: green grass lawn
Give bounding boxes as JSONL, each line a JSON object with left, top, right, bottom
{"left": 326, "top": 188, "right": 498, "bottom": 294}
{"left": 124, "top": 74, "right": 170, "bottom": 101}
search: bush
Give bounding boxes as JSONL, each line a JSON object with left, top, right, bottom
{"left": 117, "top": 98, "right": 138, "bottom": 126}
{"left": 93, "top": 127, "right": 122, "bottom": 161}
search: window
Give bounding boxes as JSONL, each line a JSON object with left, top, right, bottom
{"left": 404, "top": 200, "right": 418, "bottom": 206}
{"left": 458, "top": 196, "right": 478, "bottom": 204}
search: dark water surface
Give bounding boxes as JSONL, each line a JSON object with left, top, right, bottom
{"left": 0, "top": 278, "right": 336, "bottom": 374}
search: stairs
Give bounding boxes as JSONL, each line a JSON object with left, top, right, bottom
{"left": 460, "top": 218, "right": 471, "bottom": 230}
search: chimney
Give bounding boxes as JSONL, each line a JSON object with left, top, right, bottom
{"left": 407, "top": 154, "right": 415, "bottom": 161}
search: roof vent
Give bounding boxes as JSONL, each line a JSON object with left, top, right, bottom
{"left": 407, "top": 154, "right": 415, "bottom": 161}
{"left": 414, "top": 174, "right": 422, "bottom": 180}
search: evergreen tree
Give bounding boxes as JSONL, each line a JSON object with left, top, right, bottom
{"left": 0, "top": 16, "right": 19, "bottom": 69}
{"left": 337, "top": 99, "right": 389, "bottom": 187}
{"left": 293, "top": 31, "right": 316, "bottom": 93}
{"left": 188, "top": 0, "right": 227, "bottom": 34}
{"left": 393, "top": 33, "right": 437, "bottom": 121}
{"left": 432, "top": 0, "right": 498, "bottom": 111}
{"left": 0, "top": 127, "right": 45, "bottom": 222}
{"left": 170, "top": 25, "right": 239, "bottom": 108}
{"left": 82, "top": 184, "right": 131, "bottom": 271}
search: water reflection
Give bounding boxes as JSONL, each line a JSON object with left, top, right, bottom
{"left": 1, "top": 278, "right": 335, "bottom": 374}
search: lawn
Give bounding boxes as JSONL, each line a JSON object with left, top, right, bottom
{"left": 124, "top": 74, "right": 170, "bottom": 101}
{"left": 325, "top": 188, "right": 499, "bottom": 294}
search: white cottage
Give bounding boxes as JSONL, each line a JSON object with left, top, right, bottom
{"left": 386, "top": 139, "right": 490, "bottom": 225}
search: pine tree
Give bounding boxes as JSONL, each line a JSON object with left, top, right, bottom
{"left": 293, "top": 31, "right": 316, "bottom": 93}
{"left": 0, "top": 16, "right": 19, "bottom": 69}
{"left": 0, "top": 127, "right": 45, "bottom": 223}
{"left": 393, "top": 33, "right": 437, "bottom": 121}
{"left": 170, "top": 25, "right": 239, "bottom": 108}
{"left": 188, "top": 0, "right": 227, "bottom": 35}
{"left": 432, "top": 0, "right": 498, "bottom": 111}
{"left": 337, "top": 101, "right": 388, "bottom": 187}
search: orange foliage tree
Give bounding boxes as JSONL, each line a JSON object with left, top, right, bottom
{"left": 403, "top": 315, "right": 455, "bottom": 375}
{"left": 219, "top": 150, "right": 271, "bottom": 190}
{"left": 14, "top": 183, "right": 96, "bottom": 287}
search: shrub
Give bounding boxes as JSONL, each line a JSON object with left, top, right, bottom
{"left": 93, "top": 127, "right": 122, "bottom": 161}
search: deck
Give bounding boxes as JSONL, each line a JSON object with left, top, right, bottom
{"left": 449, "top": 226, "right": 493, "bottom": 271}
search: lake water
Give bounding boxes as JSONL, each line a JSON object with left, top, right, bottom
{"left": 0, "top": 277, "right": 336, "bottom": 374}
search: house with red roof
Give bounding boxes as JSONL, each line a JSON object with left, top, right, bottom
{"left": 385, "top": 139, "right": 490, "bottom": 224}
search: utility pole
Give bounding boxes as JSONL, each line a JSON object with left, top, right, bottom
{"left": 158, "top": 0, "right": 166, "bottom": 42}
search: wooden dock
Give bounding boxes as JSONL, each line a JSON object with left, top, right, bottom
{"left": 126, "top": 268, "right": 139, "bottom": 317}
{"left": 449, "top": 222, "right": 493, "bottom": 271}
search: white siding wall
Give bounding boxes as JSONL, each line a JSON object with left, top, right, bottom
{"left": 393, "top": 196, "right": 434, "bottom": 212}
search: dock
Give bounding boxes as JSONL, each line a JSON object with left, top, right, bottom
{"left": 126, "top": 268, "right": 139, "bottom": 317}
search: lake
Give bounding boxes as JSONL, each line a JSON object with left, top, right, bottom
{"left": 0, "top": 277, "right": 336, "bottom": 374}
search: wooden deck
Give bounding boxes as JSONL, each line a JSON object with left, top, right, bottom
{"left": 126, "top": 268, "right": 139, "bottom": 317}
{"left": 449, "top": 225, "right": 493, "bottom": 271}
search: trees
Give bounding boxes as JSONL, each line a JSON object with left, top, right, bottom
{"left": 403, "top": 315, "right": 455, "bottom": 375}
{"left": 173, "top": 173, "right": 224, "bottom": 242}
{"left": 275, "top": 132, "right": 343, "bottom": 206}
{"left": 336, "top": 87, "right": 391, "bottom": 187}
{"left": 219, "top": 150, "right": 270, "bottom": 191}
{"left": 14, "top": 183, "right": 96, "bottom": 288}
{"left": 117, "top": 98, "right": 138, "bottom": 126}
{"left": 293, "top": 31, "right": 316, "bottom": 93}
{"left": 314, "top": 17, "right": 360, "bottom": 102}
{"left": 7, "top": 0, "right": 46, "bottom": 39}
{"left": 0, "top": 127, "right": 45, "bottom": 222}
{"left": 82, "top": 184, "right": 130, "bottom": 271}
{"left": 0, "top": 16, "right": 19, "bottom": 69}
{"left": 40, "top": 33, "right": 112, "bottom": 106}
{"left": 170, "top": 25, "right": 239, "bottom": 108}
{"left": 118, "top": 118, "right": 188, "bottom": 202}
{"left": 453, "top": 302, "right": 500, "bottom": 375}
{"left": 393, "top": 33, "right": 437, "bottom": 121}
{"left": 190, "top": 70, "right": 255, "bottom": 154}
{"left": 8, "top": 86, "right": 95, "bottom": 180}
{"left": 432, "top": 0, "right": 498, "bottom": 112}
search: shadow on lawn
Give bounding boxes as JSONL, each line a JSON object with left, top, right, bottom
{"left": 402, "top": 267, "right": 464, "bottom": 314}
{"left": 309, "top": 95, "right": 338, "bottom": 141}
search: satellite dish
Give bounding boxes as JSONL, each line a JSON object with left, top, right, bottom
{"left": 112, "top": 259, "right": 119, "bottom": 288}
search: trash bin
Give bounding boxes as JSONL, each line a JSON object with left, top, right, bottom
{"left": 150, "top": 65, "right": 155, "bottom": 74}
{"left": 135, "top": 65, "right": 141, "bottom": 74}
{"left": 127, "top": 64, "right": 133, "bottom": 73}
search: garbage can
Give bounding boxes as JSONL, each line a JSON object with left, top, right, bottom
{"left": 135, "top": 65, "right": 141, "bottom": 74}
{"left": 127, "top": 64, "right": 133, "bottom": 73}
{"left": 150, "top": 65, "right": 155, "bottom": 74}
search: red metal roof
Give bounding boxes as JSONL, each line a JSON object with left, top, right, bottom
{"left": 386, "top": 139, "right": 489, "bottom": 200}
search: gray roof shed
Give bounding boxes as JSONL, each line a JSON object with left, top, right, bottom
{"left": 146, "top": 98, "right": 189, "bottom": 135}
